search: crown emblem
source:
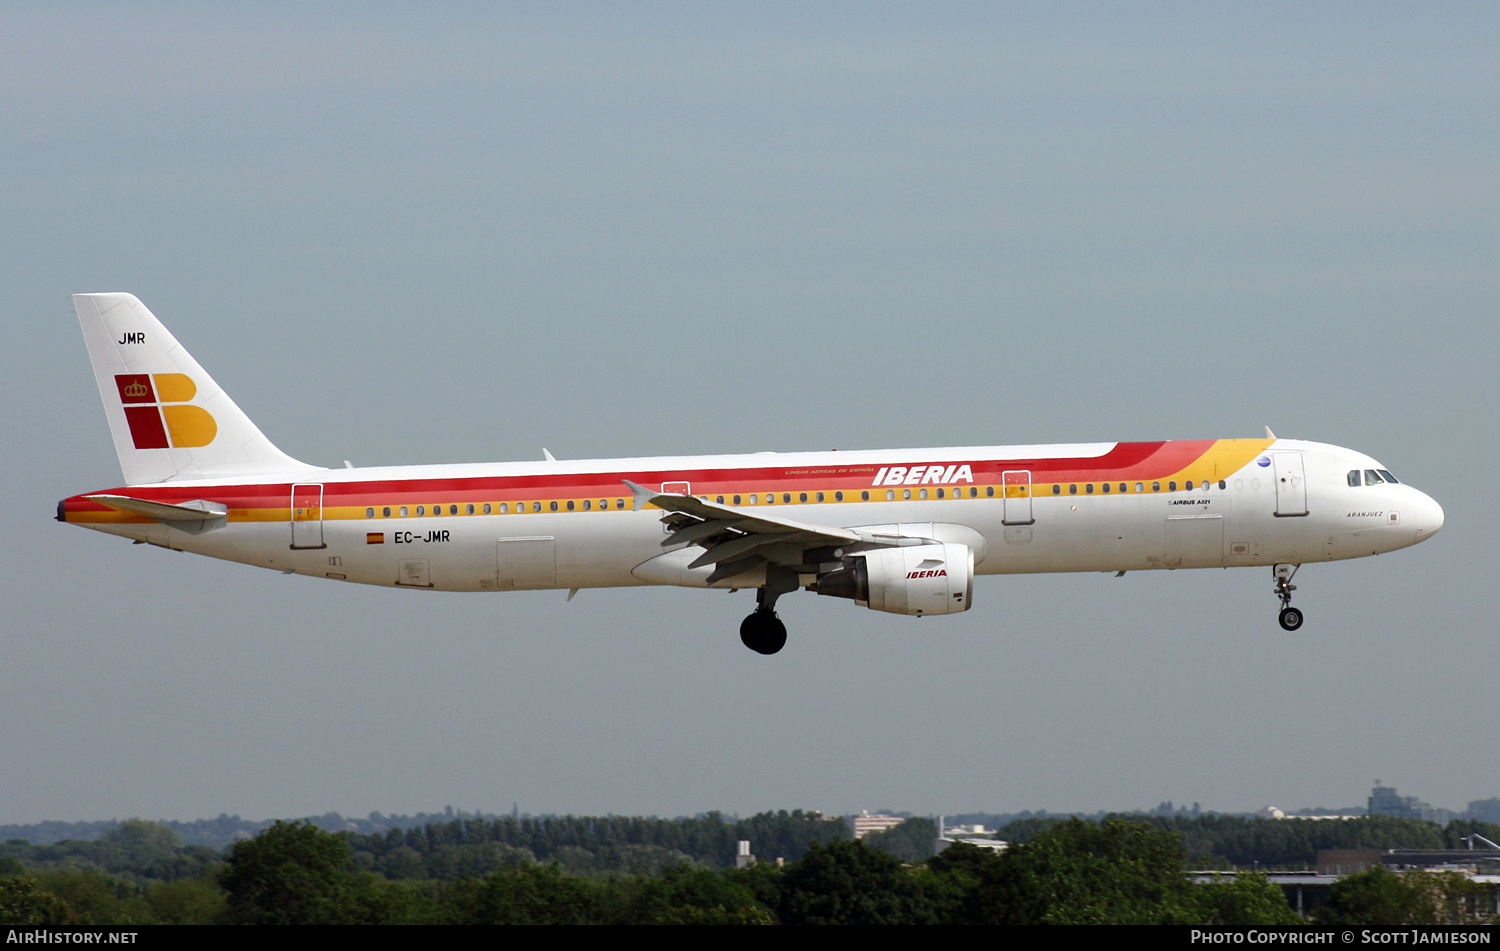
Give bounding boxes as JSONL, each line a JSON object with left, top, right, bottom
{"left": 123, "top": 381, "right": 147, "bottom": 397}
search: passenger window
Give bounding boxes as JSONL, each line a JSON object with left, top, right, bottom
{"left": 566, "top": 500, "right": 575, "bottom": 511}
{"left": 766, "top": 494, "right": 774, "bottom": 504}
{"left": 835, "top": 492, "right": 843, "bottom": 501}
{"left": 1152, "top": 482, "right": 1160, "bottom": 492}
{"left": 1119, "top": 483, "right": 1127, "bottom": 493}
{"left": 1086, "top": 484, "right": 1094, "bottom": 494}
{"left": 902, "top": 489, "right": 912, "bottom": 500}
{"left": 1218, "top": 480, "right": 1226, "bottom": 490}
{"left": 383, "top": 506, "right": 391, "bottom": 517}
{"left": 583, "top": 500, "right": 591, "bottom": 510}
{"left": 533, "top": 502, "right": 542, "bottom": 512}
{"left": 1053, "top": 485, "right": 1061, "bottom": 495}
{"left": 1135, "top": 483, "right": 1144, "bottom": 493}
{"left": 799, "top": 493, "right": 807, "bottom": 503}
{"left": 417, "top": 506, "right": 425, "bottom": 516}
{"left": 885, "top": 490, "right": 894, "bottom": 501}
{"left": 1365, "top": 469, "right": 1383, "bottom": 485}
{"left": 970, "top": 487, "right": 978, "bottom": 498}
{"left": 1169, "top": 482, "right": 1177, "bottom": 492}
{"left": 616, "top": 499, "right": 624, "bottom": 509}
{"left": 400, "top": 506, "right": 409, "bottom": 517}
{"left": 1069, "top": 485, "right": 1077, "bottom": 495}
{"left": 783, "top": 493, "right": 792, "bottom": 504}
{"left": 1101, "top": 483, "right": 1110, "bottom": 493}
{"left": 918, "top": 488, "right": 928, "bottom": 499}
{"left": 986, "top": 486, "right": 995, "bottom": 498}
{"left": 816, "top": 492, "right": 825, "bottom": 502}
{"left": 750, "top": 494, "right": 758, "bottom": 504}
{"left": 716, "top": 495, "right": 724, "bottom": 504}
{"left": 1184, "top": 481, "right": 1194, "bottom": 491}
{"left": 483, "top": 503, "right": 492, "bottom": 514}
{"left": 366, "top": 507, "right": 374, "bottom": 518}
{"left": 733, "top": 495, "right": 742, "bottom": 505}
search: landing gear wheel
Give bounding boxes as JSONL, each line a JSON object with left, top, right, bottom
{"left": 1272, "top": 564, "right": 1302, "bottom": 632}
{"left": 739, "top": 610, "right": 788, "bottom": 655}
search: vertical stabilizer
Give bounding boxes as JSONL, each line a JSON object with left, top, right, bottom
{"left": 74, "top": 293, "right": 321, "bottom": 485}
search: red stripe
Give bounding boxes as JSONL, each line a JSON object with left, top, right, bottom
{"left": 69, "top": 441, "right": 1234, "bottom": 508}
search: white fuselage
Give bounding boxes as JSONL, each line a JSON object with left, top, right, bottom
{"left": 64, "top": 438, "right": 1444, "bottom": 595}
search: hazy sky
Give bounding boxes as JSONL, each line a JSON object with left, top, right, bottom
{"left": 3, "top": 3, "right": 1495, "bottom": 824}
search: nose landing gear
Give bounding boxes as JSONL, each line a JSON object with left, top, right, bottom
{"left": 1274, "top": 564, "right": 1303, "bottom": 631}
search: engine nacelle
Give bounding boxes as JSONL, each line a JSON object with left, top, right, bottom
{"left": 813, "top": 542, "right": 973, "bottom": 616}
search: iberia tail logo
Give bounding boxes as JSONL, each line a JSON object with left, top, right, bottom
{"left": 114, "top": 374, "right": 217, "bottom": 449}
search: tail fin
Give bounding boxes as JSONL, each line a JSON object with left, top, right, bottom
{"left": 74, "top": 293, "right": 320, "bottom": 485}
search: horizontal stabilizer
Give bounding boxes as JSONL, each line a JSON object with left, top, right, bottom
{"left": 85, "top": 489, "right": 228, "bottom": 525}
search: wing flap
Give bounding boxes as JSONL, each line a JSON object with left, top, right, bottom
{"left": 625, "top": 480, "right": 873, "bottom": 578}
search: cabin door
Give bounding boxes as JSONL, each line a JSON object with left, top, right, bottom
{"left": 290, "top": 483, "right": 326, "bottom": 549}
{"left": 1272, "top": 452, "right": 1308, "bottom": 517}
{"left": 1002, "top": 470, "right": 1034, "bottom": 525}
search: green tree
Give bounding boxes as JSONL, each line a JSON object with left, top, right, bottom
{"left": 1316, "top": 866, "right": 1491, "bottom": 927}
{"left": 143, "top": 878, "right": 227, "bottom": 925}
{"left": 220, "top": 820, "right": 364, "bottom": 924}
{"left": 448, "top": 863, "right": 608, "bottom": 925}
{"left": 1193, "top": 873, "right": 1303, "bottom": 926}
{"left": 32, "top": 869, "right": 150, "bottom": 925}
{"left": 0, "top": 875, "right": 70, "bottom": 926}
{"left": 963, "top": 819, "right": 1200, "bottom": 925}
{"left": 777, "top": 838, "right": 938, "bottom": 925}
{"left": 864, "top": 817, "right": 939, "bottom": 863}
{"left": 1317, "top": 866, "right": 1435, "bottom": 927}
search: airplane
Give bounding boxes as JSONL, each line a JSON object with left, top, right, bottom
{"left": 58, "top": 293, "right": 1445, "bottom": 654}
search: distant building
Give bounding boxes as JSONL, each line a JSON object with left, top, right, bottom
{"left": 1469, "top": 798, "right": 1500, "bottom": 825}
{"left": 1368, "top": 782, "right": 1455, "bottom": 824}
{"left": 851, "top": 812, "right": 905, "bottom": 839}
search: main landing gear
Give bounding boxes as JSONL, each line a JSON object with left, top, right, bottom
{"left": 740, "top": 571, "right": 796, "bottom": 655}
{"left": 740, "top": 609, "right": 787, "bottom": 655}
{"left": 1274, "top": 563, "right": 1303, "bottom": 631}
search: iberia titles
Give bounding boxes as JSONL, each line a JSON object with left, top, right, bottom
{"left": 872, "top": 465, "right": 974, "bottom": 486}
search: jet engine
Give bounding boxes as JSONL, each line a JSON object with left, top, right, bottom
{"left": 813, "top": 542, "right": 973, "bottom": 616}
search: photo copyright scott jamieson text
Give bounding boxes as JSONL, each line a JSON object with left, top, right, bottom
{"left": 1191, "top": 933, "right": 1490, "bottom": 945}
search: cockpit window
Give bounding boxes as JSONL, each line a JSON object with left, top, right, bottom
{"left": 1379, "top": 469, "right": 1399, "bottom": 484}
{"left": 1365, "top": 469, "right": 1384, "bottom": 485}
{"left": 1348, "top": 470, "right": 1362, "bottom": 487}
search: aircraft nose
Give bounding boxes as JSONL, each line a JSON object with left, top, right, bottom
{"left": 1412, "top": 490, "right": 1444, "bottom": 542}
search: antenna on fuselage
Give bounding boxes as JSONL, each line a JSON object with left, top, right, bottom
{"left": 1264, "top": 426, "right": 1277, "bottom": 439}
{"left": 542, "top": 448, "right": 556, "bottom": 462}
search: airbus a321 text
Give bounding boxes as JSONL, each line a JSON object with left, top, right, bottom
{"left": 59, "top": 294, "right": 1444, "bottom": 654}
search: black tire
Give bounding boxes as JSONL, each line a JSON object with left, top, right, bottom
{"left": 1278, "top": 606, "right": 1303, "bottom": 631}
{"left": 740, "top": 612, "right": 788, "bottom": 655}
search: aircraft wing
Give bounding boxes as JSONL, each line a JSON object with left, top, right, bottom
{"left": 625, "top": 480, "right": 912, "bottom": 584}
